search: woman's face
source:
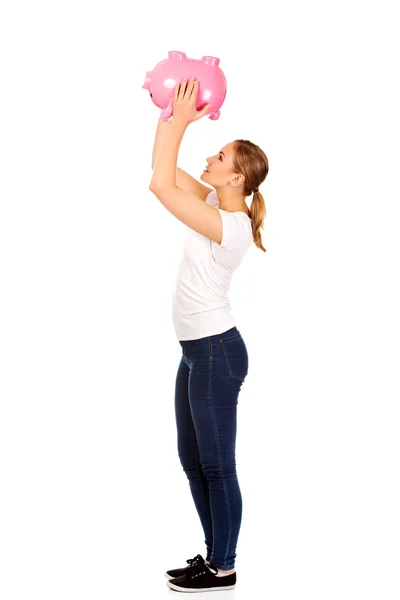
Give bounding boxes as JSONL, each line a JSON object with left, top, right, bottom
{"left": 200, "top": 142, "right": 238, "bottom": 188}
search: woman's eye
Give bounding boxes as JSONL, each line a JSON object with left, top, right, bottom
{"left": 218, "top": 155, "right": 222, "bottom": 161}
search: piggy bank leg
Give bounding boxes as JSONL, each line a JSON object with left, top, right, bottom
{"left": 209, "top": 110, "right": 221, "bottom": 120}
{"left": 201, "top": 56, "right": 220, "bottom": 67}
{"left": 168, "top": 50, "right": 187, "bottom": 60}
{"left": 160, "top": 98, "right": 174, "bottom": 121}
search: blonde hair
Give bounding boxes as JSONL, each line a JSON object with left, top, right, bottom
{"left": 232, "top": 139, "right": 269, "bottom": 252}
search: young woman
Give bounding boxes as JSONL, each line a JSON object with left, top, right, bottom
{"left": 149, "top": 77, "right": 269, "bottom": 593}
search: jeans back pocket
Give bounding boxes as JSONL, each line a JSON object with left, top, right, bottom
{"left": 220, "top": 335, "right": 248, "bottom": 382}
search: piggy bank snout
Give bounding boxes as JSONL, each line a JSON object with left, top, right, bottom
{"left": 142, "top": 71, "right": 152, "bottom": 90}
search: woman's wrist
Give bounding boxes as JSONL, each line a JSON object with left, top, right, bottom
{"left": 152, "top": 118, "right": 171, "bottom": 168}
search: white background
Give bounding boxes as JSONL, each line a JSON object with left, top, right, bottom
{"left": 1, "top": 1, "right": 399, "bottom": 599}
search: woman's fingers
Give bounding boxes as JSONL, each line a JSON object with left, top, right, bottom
{"left": 177, "top": 77, "right": 187, "bottom": 100}
{"left": 188, "top": 79, "right": 198, "bottom": 102}
{"left": 174, "top": 82, "right": 180, "bottom": 103}
{"left": 176, "top": 77, "right": 197, "bottom": 102}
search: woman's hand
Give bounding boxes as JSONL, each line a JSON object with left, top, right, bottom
{"left": 172, "top": 77, "right": 210, "bottom": 126}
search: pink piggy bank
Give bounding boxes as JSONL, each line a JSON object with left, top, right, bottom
{"left": 142, "top": 50, "right": 227, "bottom": 121}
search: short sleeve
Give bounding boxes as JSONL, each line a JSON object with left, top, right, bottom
{"left": 205, "top": 190, "right": 218, "bottom": 207}
{"left": 217, "top": 209, "right": 251, "bottom": 250}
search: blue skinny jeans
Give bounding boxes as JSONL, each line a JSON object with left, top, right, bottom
{"left": 174, "top": 326, "right": 248, "bottom": 570}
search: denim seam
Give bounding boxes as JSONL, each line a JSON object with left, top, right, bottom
{"left": 208, "top": 337, "right": 232, "bottom": 570}
{"left": 220, "top": 334, "right": 241, "bottom": 343}
{"left": 196, "top": 446, "right": 213, "bottom": 550}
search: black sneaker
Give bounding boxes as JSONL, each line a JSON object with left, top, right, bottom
{"left": 166, "top": 560, "right": 236, "bottom": 592}
{"left": 164, "top": 553, "right": 208, "bottom": 580}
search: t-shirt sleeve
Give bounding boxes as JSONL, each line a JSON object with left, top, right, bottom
{"left": 205, "top": 190, "right": 218, "bottom": 206}
{"left": 217, "top": 209, "right": 250, "bottom": 250}
{"left": 206, "top": 190, "right": 250, "bottom": 250}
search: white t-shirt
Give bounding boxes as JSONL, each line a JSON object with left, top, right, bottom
{"left": 171, "top": 189, "right": 253, "bottom": 341}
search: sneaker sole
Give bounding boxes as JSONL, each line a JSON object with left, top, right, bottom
{"left": 166, "top": 580, "right": 236, "bottom": 592}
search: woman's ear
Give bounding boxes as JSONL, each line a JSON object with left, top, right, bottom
{"left": 230, "top": 174, "right": 245, "bottom": 188}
